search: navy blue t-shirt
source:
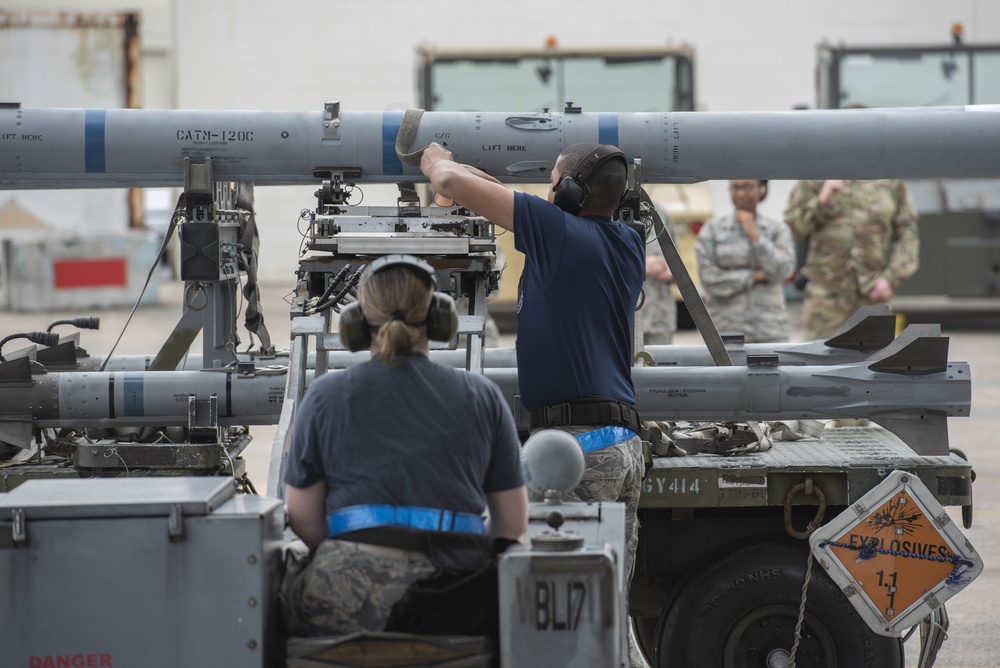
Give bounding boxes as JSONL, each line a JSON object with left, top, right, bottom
{"left": 284, "top": 355, "right": 524, "bottom": 517}
{"left": 513, "top": 191, "right": 645, "bottom": 412}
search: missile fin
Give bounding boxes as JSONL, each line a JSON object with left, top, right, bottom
{"left": 35, "top": 340, "right": 80, "bottom": 367}
{"left": 875, "top": 413, "right": 950, "bottom": 455}
{"left": 866, "top": 325, "right": 948, "bottom": 375}
{"left": 0, "top": 420, "right": 33, "bottom": 451}
{"left": 823, "top": 306, "right": 896, "bottom": 351}
{"left": 0, "top": 356, "right": 33, "bottom": 382}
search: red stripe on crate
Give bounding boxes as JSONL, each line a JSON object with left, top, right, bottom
{"left": 53, "top": 258, "right": 128, "bottom": 289}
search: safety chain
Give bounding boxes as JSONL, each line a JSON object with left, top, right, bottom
{"left": 819, "top": 539, "right": 975, "bottom": 586}
{"left": 783, "top": 479, "right": 827, "bottom": 668}
{"left": 788, "top": 550, "right": 815, "bottom": 668}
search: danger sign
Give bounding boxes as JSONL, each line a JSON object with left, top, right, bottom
{"left": 810, "top": 470, "right": 983, "bottom": 636}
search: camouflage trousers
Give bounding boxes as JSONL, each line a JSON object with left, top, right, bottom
{"left": 801, "top": 282, "right": 882, "bottom": 340}
{"left": 641, "top": 282, "right": 677, "bottom": 345}
{"left": 526, "top": 429, "right": 644, "bottom": 580}
{"left": 282, "top": 539, "right": 436, "bottom": 638}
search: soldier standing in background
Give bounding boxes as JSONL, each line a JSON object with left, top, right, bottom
{"left": 642, "top": 212, "right": 678, "bottom": 345}
{"left": 784, "top": 179, "right": 919, "bottom": 339}
{"left": 695, "top": 180, "right": 796, "bottom": 342}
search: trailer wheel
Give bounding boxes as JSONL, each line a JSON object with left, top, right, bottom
{"left": 633, "top": 616, "right": 658, "bottom": 664}
{"left": 653, "top": 540, "right": 903, "bottom": 668}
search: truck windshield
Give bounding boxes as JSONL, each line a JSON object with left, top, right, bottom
{"left": 833, "top": 48, "right": 1000, "bottom": 107}
{"left": 424, "top": 53, "right": 692, "bottom": 112}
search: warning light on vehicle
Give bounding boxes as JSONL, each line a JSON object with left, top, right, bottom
{"left": 951, "top": 23, "right": 964, "bottom": 44}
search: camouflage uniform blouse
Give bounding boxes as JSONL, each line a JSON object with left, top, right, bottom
{"left": 695, "top": 211, "right": 796, "bottom": 342}
{"left": 642, "top": 221, "right": 679, "bottom": 345}
{"left": 784, "top": 180, "right": 919, "bottom": 296}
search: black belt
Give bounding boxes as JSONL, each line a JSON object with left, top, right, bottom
{"left": 529, "top": 397, "right": 641, "bottom": 434}
{"left": 337, "top": 526, "right": 498, "bottom": 571}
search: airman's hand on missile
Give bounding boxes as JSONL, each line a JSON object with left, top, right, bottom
{"left": 421, "top": 142, "right": 454, "bottom": 165}
{"left": 421, "top": 143, "right": 503, "bottom": 205}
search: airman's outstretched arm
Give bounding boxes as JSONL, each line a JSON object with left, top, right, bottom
{"left": 420, "top": 143, "right": 516, "bottom": 231}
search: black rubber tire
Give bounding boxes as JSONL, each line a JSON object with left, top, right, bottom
{"left": 653, "top": 540, "right": 903, "bottom": 668}
{"left": 634, "top": 615, "right": 658, "bottom": 664}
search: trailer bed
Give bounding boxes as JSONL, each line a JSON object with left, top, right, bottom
{"left": 640, "top": 425, "right": 973, "bottom": 510}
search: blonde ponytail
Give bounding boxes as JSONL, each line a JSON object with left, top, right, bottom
{"left": 357, "top": 267, "right": 433, "bottom": 366}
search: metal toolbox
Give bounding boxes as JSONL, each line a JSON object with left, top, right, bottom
{"left": 0, "top": 477, "right": 284, "bottom": 668}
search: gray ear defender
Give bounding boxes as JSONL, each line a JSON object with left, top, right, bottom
{"left": 337, "top": 254, "right": 458, "bottom": 351}
{"left": 552, "top": 173, "right": 588, "bottom": 215}
{"left": 338, "top": 301, "right": 372, "bottom": 352}
{"left": 426, "top": 292, "right": 458, "bottom": 342}
{"left": 552, "top": 145, "right": 627, "bottom": 215}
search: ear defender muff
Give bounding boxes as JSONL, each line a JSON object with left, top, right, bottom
{"left": 552, "top": 145, "right": 628, "bottom": 215}
{"left": 552, "top": 174, "right": 588, "bottom": 215}
{"left": 426, "top": 292, "right": 458, "bottom": 342}
{"left": 337, "top": 254, "right": 459, "bottom": 351}
{"left": 338, "top": 301, "right": 372, "bottom": 351}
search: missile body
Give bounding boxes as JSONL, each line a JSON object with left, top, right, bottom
{"left": 78, "top": 339, "right": 869, "bottom": 374}
{"left": 480, "top": 363, "right": 971, "bottom": 430}
{"left": 319, "top": 341, "right": 876, "bottom": 370}
{"left": 5, "top": 358, "right": 967, "bottom": 430}
{"left": 2, "top": 105, "right": 999, "bottom": 188}
{"left": 0, "top": 370, "right": 286, "bottom": 428}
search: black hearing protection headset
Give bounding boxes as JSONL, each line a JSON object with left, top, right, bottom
{"left": 338, "top": 254, "right": 458, "bottom": 352}
{"left": 552, "top": 145, "right": 628, "bottom": 215}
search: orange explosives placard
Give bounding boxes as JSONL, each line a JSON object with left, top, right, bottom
{"left": 810, "top": 470, "right": 983, "bottom": 637}
{"left": 825, "top": 489, "right": 956, "bottom": 620}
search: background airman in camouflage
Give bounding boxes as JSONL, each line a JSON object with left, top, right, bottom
{"left": 695, "top": 180, "right": 796, "bottom": 342}
{"left": 642, "top": 223, "right": 678, "bottom": 346}
{"left": 784, "top": 179, "right": 919, "bottom": 339}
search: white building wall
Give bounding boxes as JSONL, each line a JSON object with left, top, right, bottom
{"left": 6, "top": 0, "right": 1000, "bottom": 281}
{"left": 169, "top": 0, "right": 1000, "bottom": 282}
{"left": 171, "top": 0, "right": 1000, "bottom": 113}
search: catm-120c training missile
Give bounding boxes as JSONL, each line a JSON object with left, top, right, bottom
{"left": 2, "top": 104, "right": 999, "bottom": 188}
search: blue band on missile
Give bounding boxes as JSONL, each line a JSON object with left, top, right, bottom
{"left": 123, "top": 372, "right": 144, "bottom": 416}
{"left": 598, "top": 113, "right": 618, "bottom": 147}
{"left": 382, "top": 112, "right": 404, "bottom": 176}
{"left": 85, "top": 109, "right": 107, "bottom": 173}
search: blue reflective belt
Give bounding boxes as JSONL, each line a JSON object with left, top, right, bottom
{"left": 328, "top": 504, "right": 486, "bottom": 538}
{"left": 574, "top": 425, "right": 638, "bottom": 454}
